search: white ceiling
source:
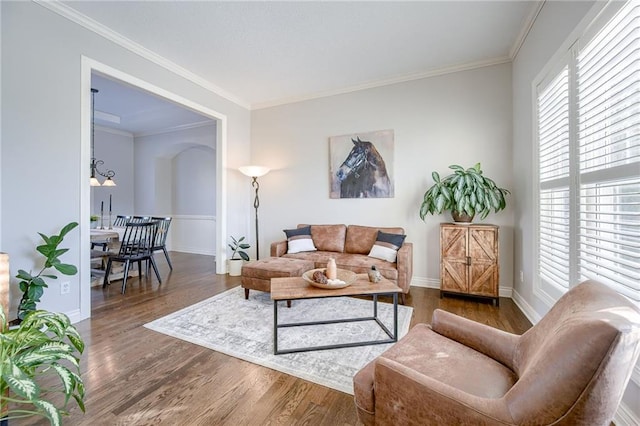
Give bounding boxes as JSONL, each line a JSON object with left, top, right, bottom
{"left": 67, "top": 1, "right": 538, "bottom": 134}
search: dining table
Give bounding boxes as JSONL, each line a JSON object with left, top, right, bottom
{"left": 90, "top": 227, "right": 126, "bottom": 242}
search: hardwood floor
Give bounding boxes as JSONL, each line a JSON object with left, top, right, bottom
{"left": 21, "top": 252, "right": 531, "bottom": 425}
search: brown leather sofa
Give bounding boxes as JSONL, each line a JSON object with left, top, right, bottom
{"left": 353, "top": 280, "right": 640, "bottom": 425}
{"left": 271, "top": 224, "right": 413, "bottom": 303}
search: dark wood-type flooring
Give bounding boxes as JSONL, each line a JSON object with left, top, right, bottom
{"left": 19, "top": 252, "right": 532, "bottom": 425}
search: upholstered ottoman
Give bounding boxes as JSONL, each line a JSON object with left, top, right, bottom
{"left": 241, "top": 257, "right": 315, "bottom": 304}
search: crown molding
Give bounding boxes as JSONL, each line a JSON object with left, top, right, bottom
{"left": 135, "top": 120, "right": 215, "bottom": 138}
{"left": 34, "top": 0, "right": 251, "bottom": 110}
{"left": 94, "top": 124, "right": 132, "bottom": 138}
{"left": 509, "top": 1, "right": 545, "bottom": 60}
{"left": 37, "top": 0, "right": 541, "bottom": 111}
{"left": 251, "top": 56, "right": 511, "bottom": 110}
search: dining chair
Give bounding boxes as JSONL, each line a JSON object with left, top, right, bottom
{"left": 151, "top": 216, "right": 173, "bottom": 270}
{"left": 113, "top": 215, "right": 131, "bottom": 227}
{"left": 131, "top": 215, "right": 151, "bottom": 223}
{"left": 91, "top": 215, "right": 130, "bottom": 250}
{"left": 102, "top": 221, "right": 162, "bottom": 294}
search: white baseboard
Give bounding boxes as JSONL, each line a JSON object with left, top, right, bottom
{"left": 511, "top": 288, "right": 542, "bottom": 324}
{"left": 171, "top": 246, "right": 215, "bottom": 256}
{"left": 410, "top": 277, "right": 513, "bottom": 298}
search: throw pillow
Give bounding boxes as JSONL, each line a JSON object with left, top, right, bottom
{"left": 284, "top": 226, "right": 317, "bottom": 254}
{"left": 368, "top": 231, "right": 406, "bottom": 262}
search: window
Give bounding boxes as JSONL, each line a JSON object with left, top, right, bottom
{"left": 536, "top": 1, "right": 639, "bottom": 302}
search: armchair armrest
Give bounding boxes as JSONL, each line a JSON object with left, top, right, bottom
{"left": 431, "top": 309, "right": 519, "bottom": 370}
{"left": 270, "top": 240, "right": 287, "bottom": 257}
{"left": 395, "top": 242, "right": 413, "bottom": 293}
{"left": 373, "top": 357, "right": 514, "bottom": 425}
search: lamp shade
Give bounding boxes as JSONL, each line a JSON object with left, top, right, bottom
{"left": 239, "top": 165, "right": 270, "bottom": 178}
{"left": 90, "top": 176, "right": 101, "bottom": 186}
{"left": 102, "top": 177, "right": 116, "bottom": 187}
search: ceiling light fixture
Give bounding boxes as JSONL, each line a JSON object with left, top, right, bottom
{"left": 90, "top": 88, "right": 116, "bottom": 187}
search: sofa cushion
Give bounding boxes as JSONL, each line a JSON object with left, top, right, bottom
{"left": 368, "top": 231, "right": 406, "bottom": 262}
{"left": 283, "top": 226, "right": 317, "bottom": 254}
{"left": 345, "top": 225, "right": 405, "bottom": 254}
{"left": 299, "top": 224, "right": 347, "bottom": 253}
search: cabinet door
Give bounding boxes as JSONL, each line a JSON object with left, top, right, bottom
{"left": 440, "top": 226, "right": 468, "bottom": 293}
{"left": 468, "top": 227, "right": 498, "bottom": 297}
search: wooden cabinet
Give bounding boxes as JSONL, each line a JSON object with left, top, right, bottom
{"left": 440, "top": 223, "right": 499, "bottom": 305}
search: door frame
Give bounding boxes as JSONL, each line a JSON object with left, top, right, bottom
{"left": 79, "top": 56, "right": 228, "bottom": 321}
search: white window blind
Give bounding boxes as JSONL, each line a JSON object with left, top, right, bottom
{"left": 536, "top": 1, "right": 639, "bottom": 302}
{"left": 538, "top": 68, "right": 571, "bottom": 290}
{"left": 577, "top": 1, "right": 640, "bottom": 301}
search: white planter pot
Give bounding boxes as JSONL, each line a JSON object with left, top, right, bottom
{"left": 228, "top": 259, "right": 243, "bottom": 276}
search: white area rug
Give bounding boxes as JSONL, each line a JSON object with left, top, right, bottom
{"left": 144, "top": 286, "right": 413, "bottom": 394}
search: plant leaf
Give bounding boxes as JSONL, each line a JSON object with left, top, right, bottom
{"left": 33, "top": 399, "right": 62, "bottom": 426}
{"left": 54, "top": 263, "right": 77, "bottom": 276}
{"left": 3, "top": 361, "right": 40, "bottom": 400}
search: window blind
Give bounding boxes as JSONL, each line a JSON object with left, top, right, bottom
{"left": 536, "top": 1, "right": 639, "bottom": 302}
{"left": 577, "top": 1, "right": 640, "bottom": 301}
{"left": 537, "top": 68, "right": 571, "bottom": 290}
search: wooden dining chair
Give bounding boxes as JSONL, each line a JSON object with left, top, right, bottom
{"left": 150, "top": 216, "right": 173, "bottom": 270}
{"left": 102, "top": 221, "right": 162, "bottom": 294}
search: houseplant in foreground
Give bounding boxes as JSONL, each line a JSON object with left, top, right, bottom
{"left": 0, "top": 308, "right": 85, "bottom": 426}
{"left": 419, "top": 163, "right": 509, "bottom": 222}
{"left": 16, "top": 222, "right": 78, "bottom": 321}
{"left": 228, "top": 236, "right": 250, "bottom": 276}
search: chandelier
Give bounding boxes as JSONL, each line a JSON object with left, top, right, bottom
{"left": 90, "top": 88, "right": 116, "bottom": 187}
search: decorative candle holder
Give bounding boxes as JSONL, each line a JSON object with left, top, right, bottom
{"left": 108, "top": 213, "right": 113, "bottom": 230}
{"left": 100, "top": 214, "right": 104, "bottom": 230}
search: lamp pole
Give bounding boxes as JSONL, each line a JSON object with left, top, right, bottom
{"left": 251, "top": 176, "right": 261, "bottom": 260}
{"left": 239, "top": 166, "right": 270, "bottom": 260}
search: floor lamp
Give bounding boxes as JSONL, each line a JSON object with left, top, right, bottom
{"left": 239, "top": 166, "right": 270, "bottom": 260}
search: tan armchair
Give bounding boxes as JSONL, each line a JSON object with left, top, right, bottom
{"left": 353, "top": 280, "right": 640, "bottom": 425}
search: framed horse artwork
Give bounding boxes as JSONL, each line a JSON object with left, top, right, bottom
{"left": 329, "top": 129, "right": 394, "bottom": 199}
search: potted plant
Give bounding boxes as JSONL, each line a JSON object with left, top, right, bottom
{"left": 16, "top": 222, "right": 78, "bottom": 321}
{"left": 228, "top": 236, "right": 250, "bottom": 276}
{"left": 89, "top": 215, "right": 99, "bottom": 229}
{"left": 419, "top": 163, "right": 509, "bottom": 223}
{"left": 1, "top": 308, "right": 85, "bottom": 425}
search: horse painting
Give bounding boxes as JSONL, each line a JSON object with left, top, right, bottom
{"left": 334, "top": 137, "right": 393, "bottom": 198}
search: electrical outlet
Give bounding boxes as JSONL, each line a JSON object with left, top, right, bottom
{"left": 60, "top": 281, "right": 71, "bottom": 295}
{"left": 520, "top": 271, "right": 524, "bottom": 283}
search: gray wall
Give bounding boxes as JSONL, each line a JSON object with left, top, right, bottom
{"left": 91, "top": 127, "right": 135, "bottom": 218}
{"left": 1, "top": 2, "right": 250, "bottom": 321}
{"left": 251, "top": 63, "right": 514, "bottom": 291}
{"left": 134, "top": 123, "right": 216, "bottom": 216}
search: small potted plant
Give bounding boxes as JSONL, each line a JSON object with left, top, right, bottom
{"left": 419, "top": 163, "right": 509, "bottom": 223}
{"left": 90, "top": 215, "right": 99, "bottom": 228}
{"left": 228, "top": 236, "right": 250, "bottom": 276}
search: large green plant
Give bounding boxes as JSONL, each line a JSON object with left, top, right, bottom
{"left": 16, "top": 222, "right": 78, "bottom": 320}
{"left": 0, "top": 308, "right": 85, "bottom": 426}
{"left": 419, "top": 163, "right": 509, "bottom": 221}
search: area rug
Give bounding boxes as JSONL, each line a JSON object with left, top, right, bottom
{"left": 144, "top": 286, "right": 413, "bottom": 394}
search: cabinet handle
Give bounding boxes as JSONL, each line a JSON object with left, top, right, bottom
{"left": 467, "top": 256, "right": 471, "bottom": 266}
